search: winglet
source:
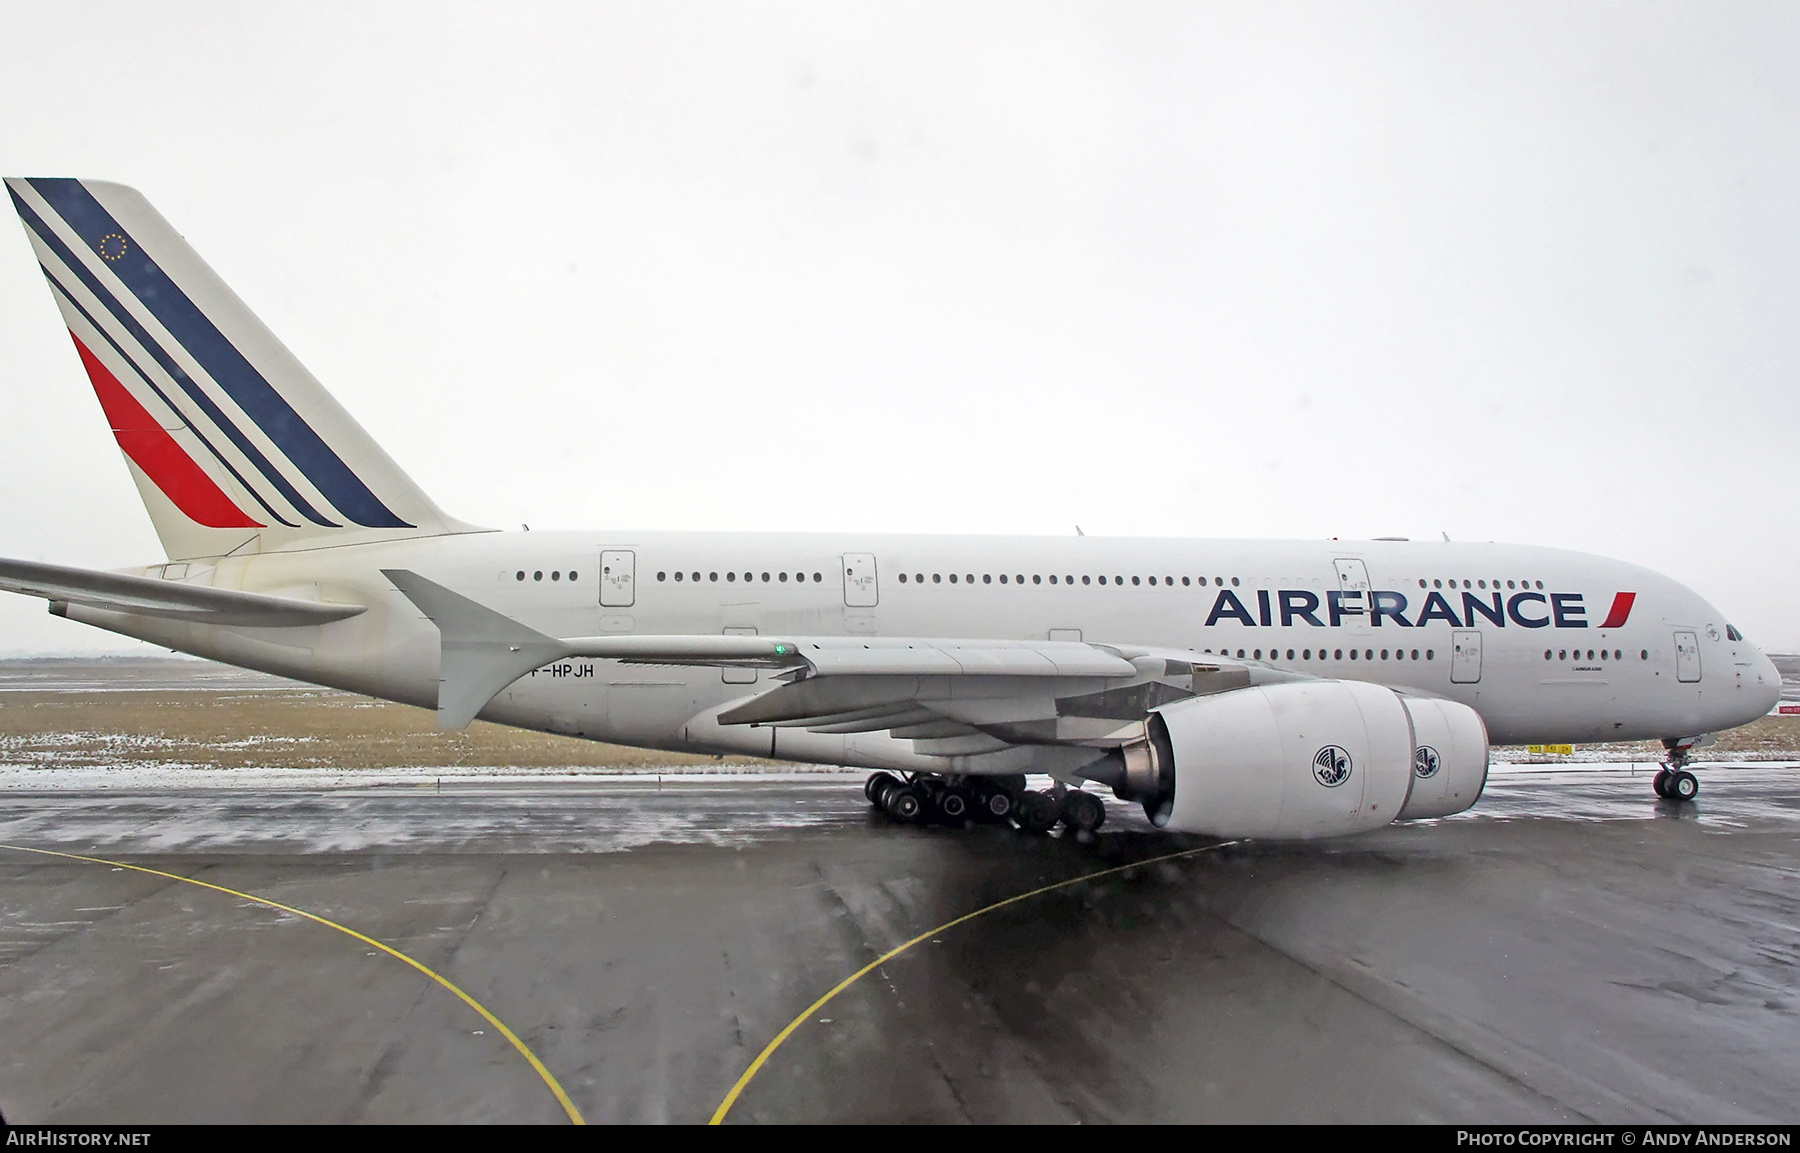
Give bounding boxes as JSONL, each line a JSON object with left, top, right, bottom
{"left": 382, "top": 569, "right": 569, "bottom": 729}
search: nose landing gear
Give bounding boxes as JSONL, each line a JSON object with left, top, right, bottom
{"left": 1653, "top": 738, "right": 1700, "bottom": 802}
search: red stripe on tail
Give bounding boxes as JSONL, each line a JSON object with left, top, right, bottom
{"left": 1597, "top": 592, "right": 1636, "bottom": 630}
{"left": 70, "top": 334, "right": 262, "bottom": 529}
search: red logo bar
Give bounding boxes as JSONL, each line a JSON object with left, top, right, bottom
{"left": 1596, "top": 592, "right": 1636, "bottom": 630}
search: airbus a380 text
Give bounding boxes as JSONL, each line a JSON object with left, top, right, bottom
{"left": 0, "top": 178, "right": 1780, "bottom": 839}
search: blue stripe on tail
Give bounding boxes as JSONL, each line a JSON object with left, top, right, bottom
{"left": 42, "top": 270, "right": 300, "bottom": 528}
{"left": 8, "top": 186, "right": 326, "bottom": 527}
{"left": 27, "top": 179, "right": 411, "bottom": 530}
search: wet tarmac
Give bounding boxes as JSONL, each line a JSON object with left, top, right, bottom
{"left": 1, "top": 764, "right": 1798, "bottom": 1124}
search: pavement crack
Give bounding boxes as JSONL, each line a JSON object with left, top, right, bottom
{"left": 721, "top": 950, "right": 744, "bottom": 1050}
{"left": 810, "top": 860, "right": 893, "bottom": 969}
{"left": 435, "top": 866, "right": 508, "bottom": 972}
{"left": 924, "top": 1046, "right": 974, "bottom": 1122}
{"left": 0, "top": 862, "right": 185, "bottom": 966}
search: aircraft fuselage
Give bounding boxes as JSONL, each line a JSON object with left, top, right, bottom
{"left": 61, "top": 531, "right": 1782, "bottom": 770}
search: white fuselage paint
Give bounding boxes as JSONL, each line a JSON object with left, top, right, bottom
{"left": 66, "top": 532, "right": 1781, "bottom": 770}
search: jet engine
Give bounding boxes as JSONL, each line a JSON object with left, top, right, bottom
{"left": 1097, "top": 680, "right": 1488, "bottom": 840}
{"left": 1393, "top": 695, "right": 1490, "bottom": 820}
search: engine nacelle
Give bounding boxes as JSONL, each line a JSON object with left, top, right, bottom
{"left": 1146, "top": 680, "right": 1418, "bottom": 840}
{"left": 1394, "top": 695, "right": 1490, "bottom": 820}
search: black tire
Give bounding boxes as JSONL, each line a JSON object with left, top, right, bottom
{"left": 1015, "top": 791, "right": 1060, "bottom": 834}
{"left": 936, "top": 787, "right": 972, "bottom": 823}
{"left": 994, "top": 774, "right": 1028, "bottom": 799}
{"left": 1061, "top": 790, "right": 1106, "bottom": 833}
{"left": 1652, "top": 769, "right": 1671, "bottom": 799}
{"left": 885, "top": 785, "right": 924, "bottom": 823}
{"left": 866, "top": 772, "right": 899, "bottom": 806}
{"left": 1670, "top": 770, "right": 1699, "bottom": 802}
{"left": 978, "top": 788, "right": 1014, "bottom": 822}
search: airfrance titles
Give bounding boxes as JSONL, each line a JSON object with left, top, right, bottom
{"left": 1201, "top": 588, "right": 1633, "bottom": 630}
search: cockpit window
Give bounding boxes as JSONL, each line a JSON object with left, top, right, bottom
{"left": 1726, "top": 624, "right": 1744, "bottom": 642}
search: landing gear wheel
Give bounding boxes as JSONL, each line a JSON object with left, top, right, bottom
{"left": 870, "top": 775, "right": 902, "bottom": 810}
{"left": 1059, "top": 790, "right": 1106, "bottom": 834}
{"left": 884, "top": 785, "right": 924, "bottom": 823}
{"left": 1652, "top": 769, "right": 1672, "bottom": 799}
{"left": 935, "top": 786, "right": 972, "bottom": 823}
{"left": 865, "top": 772, "right": 900, "bottom": 806}
{"left": 977, "top": 788, "right": 1014, "bottom": 822}
{"left": 1658, "top": 738, "right": 1700, "bottom": 803}
{"left": 1014, "top": 791, "right": 1061, "bottom": 834}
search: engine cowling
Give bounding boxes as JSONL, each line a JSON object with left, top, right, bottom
{"left": 1145, "top": 680, "right": 1419, "bottom": 840}
{"left": 1394, "top": 695, "right": 1490, "bottom": 820}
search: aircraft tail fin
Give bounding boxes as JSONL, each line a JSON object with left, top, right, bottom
{"left": 5, "top": 177, "right": 482, "bottom": 560}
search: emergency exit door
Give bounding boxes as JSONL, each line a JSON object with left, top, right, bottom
{"left": 599, "top": 550, "right": 635, "bottom": 607}
{"left": 1675, "top": 631, "right": 1701, "bottom": 683}
{"left": 1450, "top": 629, "right": 1483, "bottom": 684}
{"left": 842, "top": 553, "right": 879, "bottom": 607}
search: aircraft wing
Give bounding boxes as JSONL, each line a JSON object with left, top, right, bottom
{"left": 0, "top": 556, "right": 368, "bottom": 627}
{"left": 384, "top": 570, "right": 1292, "bottom": 750}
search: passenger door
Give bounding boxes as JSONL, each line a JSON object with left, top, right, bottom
{"left": 1450, "top": 629, "right": 1482, "bottom": 684}
{"left": 1333, "top": 558, "right": 1371, "bottom": 622}
{"left": 842, "top": 553, "right": 879, "bottom": 608}
{"left": 1675, "top": 630, "right": 1701, "bottom": 683}
{"left": 599, "top": 550, "right": 635, "bottom": 607}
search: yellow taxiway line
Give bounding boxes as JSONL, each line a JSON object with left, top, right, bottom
{"left": 711, "top": 840, "right": 1229, "bottom": 1124}
{"left": 0, "top": 843, "right": 586, "bottom": 1125}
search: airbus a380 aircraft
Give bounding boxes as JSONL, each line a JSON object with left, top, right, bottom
{"left": 0, "top": 178, "right": 1781, "bottom": 840}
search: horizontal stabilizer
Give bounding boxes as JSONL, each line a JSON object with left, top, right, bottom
{"left": 383, "top": 569, "right": 570, "bottom": 730}
{"left": 0, "top": 556, "right": 366, "bottom": 627}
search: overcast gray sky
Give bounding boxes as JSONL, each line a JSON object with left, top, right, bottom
{"left": 1, "top": 2, "right": 1796, "bottom": 653}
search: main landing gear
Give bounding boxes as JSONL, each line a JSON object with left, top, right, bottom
{"left": 864, "top": 772, "right": 1107, "bottom": 835}
{"left": 1652, "top": 738, "right": 1700, "bottom": 802}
